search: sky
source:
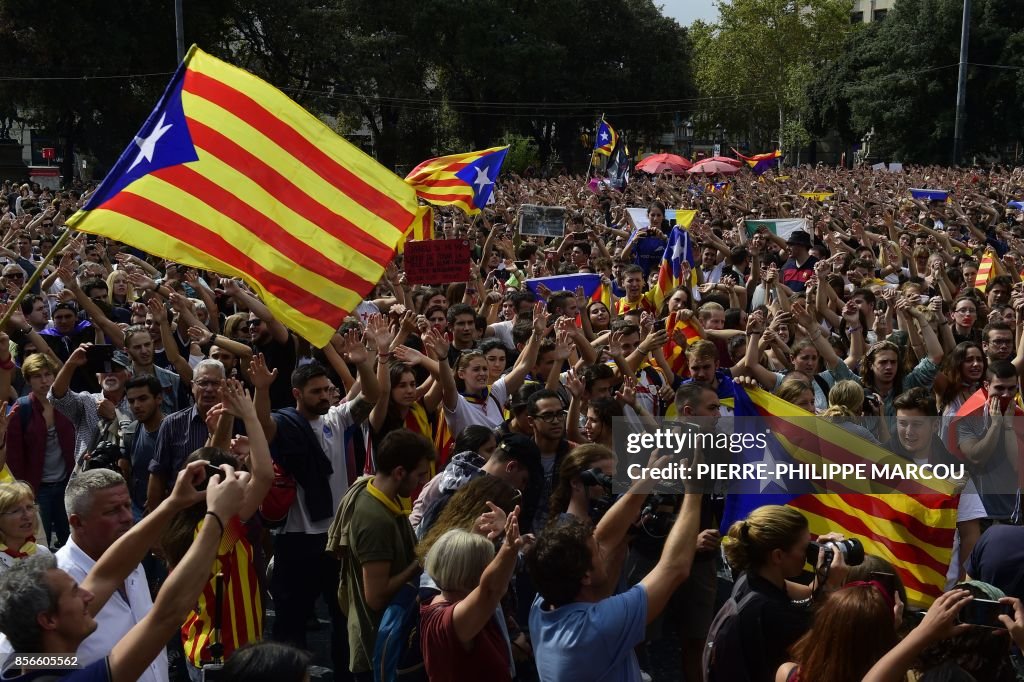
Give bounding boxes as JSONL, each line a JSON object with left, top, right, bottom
{"left": 660, "top": 0, "right": 719, "bottom": 26}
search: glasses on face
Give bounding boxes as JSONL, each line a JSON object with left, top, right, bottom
{"left": 4, "top": 273, "right": 23, "bottom": 280}
{"left": 195, "top": 379, "right": 223, "bottom": 389}
{"left": 954, "top": 308, "right": 976, "bottom": 316}
{"left": 534, "top": 410, "right": 567, "bottom": 423}
{"left": 246, "top": 320, "right": 262, "bottom": 328}
{"left": 988, "top": 338, "right": 1013, "bottom": 347}
{"left": 1, "top": 503, "right": 38, "bottom": 517}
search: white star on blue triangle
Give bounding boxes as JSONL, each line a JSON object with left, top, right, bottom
{"left": 454, "top": 148, "right": 508, "bottom": 210}
{"left": 85, "top": 62, "right": 199, "bottom": 210}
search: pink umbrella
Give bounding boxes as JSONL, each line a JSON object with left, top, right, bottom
{"left": 688, "top": 157, "right": 742, "bottom": 175}
{"left": 636, "top": 153, "right": 693, "bottom": 174}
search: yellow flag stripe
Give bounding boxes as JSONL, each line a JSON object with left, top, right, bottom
{"left": 78, "top": 207, "right": 336, "bottom": 343}
{"left": 187, "top": 48, "right": 415, "bottom": 218}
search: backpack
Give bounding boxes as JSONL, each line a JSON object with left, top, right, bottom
{"left": 703, "top": 573, "right": 766, "bottom": 682}
{"left": 372, "top": 582, "right": 428, "bottom": 682}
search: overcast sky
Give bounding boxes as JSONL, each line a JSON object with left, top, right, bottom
{"left": 660, "top": 0, "right": 719, "bottom": 26}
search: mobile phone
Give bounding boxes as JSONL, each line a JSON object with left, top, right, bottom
{"left": 958, "top": 598, "right": 1012, "bottom": 629}
{"left": 197, "top": 463, "right": 224, "bottom": 491}
{"left": 85, "top": 344, "right": 116, "bottom": 373}
{"left": 869, "top": 571, "right": 896, "bottom": 595}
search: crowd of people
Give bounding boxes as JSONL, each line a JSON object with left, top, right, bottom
{"left": 1, "top": 163, "right": 1024, "bottom": 682}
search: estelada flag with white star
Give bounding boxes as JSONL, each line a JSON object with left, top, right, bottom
{"left": 404, "top": 146, "right": 508, "bottom": 215}
{"left": 66, "top": 45, "right": 423, "bottom": 348}
{"left": 593, "top": 119, "right": 618, "bottom": 156}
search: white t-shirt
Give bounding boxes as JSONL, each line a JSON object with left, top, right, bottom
{"left": 443, "top": 376, "right": 510, "bottom": 435}
{"left": 284, "top": 401, "right": 355, "bottom": 534}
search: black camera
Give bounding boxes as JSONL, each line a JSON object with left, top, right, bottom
{"left": 806, "top": 537, "right": 865, "bottom": 567}
{"left": 580, "top": 468, "right": 613, "bottom": 493}
{"left": 83, "top": 441, "right": 123, "bottom": 472}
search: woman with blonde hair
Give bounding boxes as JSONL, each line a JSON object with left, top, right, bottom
{"left": 774, "top": 380, "right": 816, "bottom": 414}
{"left": 708, "top": 505, "right": 849, "bottom": 682}
{"left": 420, "top": 509, "right": 527, "bottom": 682}
{"left": 0, "top": 481, "right": 50, "bottom": 572}
{"left": 823, "top": 379, "right": 885, "bottom": 443}
{"left": 106, "top": 269, "right": 135, "bottom": 311}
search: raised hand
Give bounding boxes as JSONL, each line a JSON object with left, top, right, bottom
{"left": 335, "top": 328, "right": 369, "bottom": 364}
{"left": 422, "top": 327, "right": 450, "bottom": 360}
{"left": 219, "top": 378, "right": 256, "bottom": 418}
{"left": 248, "top": 353, "right": 278, "bottom": 390}
{"left": 564, "top": 368, "right": 585, "bottom": 399}
{"left": 364, "top": 313, "right": 394, "bottom": 351}
{"left": 188, "top": 325, "right": 215, "bottom": 346}
{"left": 147, "top": 296, "right": 168, "bottom": 324}
{"left": 393, "top": 344, "right": 427, "bottom": 366}
{"left": 615, "top": 374, "right": 638, "bottom": 408}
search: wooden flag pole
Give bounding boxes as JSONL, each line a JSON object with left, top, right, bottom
{"left": 0, "top": 227, "right": 75, "bottom": 329}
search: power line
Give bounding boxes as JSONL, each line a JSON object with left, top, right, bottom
{"left": 0, "top": 71, "right": 175, "bottom": 81}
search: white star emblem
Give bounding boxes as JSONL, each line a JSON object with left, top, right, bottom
{"left": 129, "top": 113, "right": 173, "bottom": 172}
{"left": 472, "top": 166, "right": 493, "bottom": 194}
{"left": 671, "top": 238, "right": 685, "bottom": 261}
{"left": 759, "top": 447, "right": 788, "bottom": 493}
{"left": 600, "top": 131, "right": 610, "bottom": 142}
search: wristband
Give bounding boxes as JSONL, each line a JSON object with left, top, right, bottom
{"left": 846, "top": 326, "right": 861, "bottom": 332}
{"left": 204, "top": 510, "right": 225, "bottom": 535}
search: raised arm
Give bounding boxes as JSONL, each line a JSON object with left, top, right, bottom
{"left": 218, "top": 379, "right": 273, "bottom": 521}
{"left": 61, "top": 266, "right": 125, "bottom": 347}
{"left": 223, "top": 279, "right": 290, "bottom": 344}
{"left": 148, "top": 297, "right": 193, "bottom": 382}
{"left": 422, "top": 328, "right": 458, "bottom": 412}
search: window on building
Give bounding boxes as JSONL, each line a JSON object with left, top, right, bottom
{"left": 873, "top": 8, "right": 888, "bottom": 21}
{"left": 851, "top": 10, "right": 864, "bottom": 22}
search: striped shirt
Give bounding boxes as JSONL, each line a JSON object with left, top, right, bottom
{"left": 49, "top": 388, "right": 132, "bottom": 462}
{"left": 181, "top": 515, "right": 262, "bottom": 667}
{"left": 148, "top": 405, "right": 210, "bottom": 483}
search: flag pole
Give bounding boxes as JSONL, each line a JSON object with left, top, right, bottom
{"left": 0, "top": 228, "right": 75, "bottom": 329}
{"left": 585, "top": 113, "right": 604, "bottom": 180}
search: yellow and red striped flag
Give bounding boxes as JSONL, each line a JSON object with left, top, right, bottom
{"left": 65, "top": 46, "right": 420, "bottom": 347}
{"left": 397, "top": 205, "right": 434, "bottom": 254}
{"left": 975, "top": 248, "right": 1006, "bottom": 291}
{"left": 405, "top": 146, "right": 509, "bottom": 215}
{"left": 727, "top": 387, "right": 959, "bottom": 605}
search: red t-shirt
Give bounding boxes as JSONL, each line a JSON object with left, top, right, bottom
{"left": 420, "top": 599, "right": 512, "bottom": 682}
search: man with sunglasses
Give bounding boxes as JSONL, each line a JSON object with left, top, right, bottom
{"left": 526, "top": 388, "right": 577, "bottom": 534}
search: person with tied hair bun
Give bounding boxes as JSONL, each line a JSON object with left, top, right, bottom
{"left": 706, "top": 505, "right": 850, "bottom": 682}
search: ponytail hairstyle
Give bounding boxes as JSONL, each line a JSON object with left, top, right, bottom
{"left": 547, "top": 444, "right": 615, "bottom": 525}
{"left": 723, "top": 505, "right": 808, "bottom": 573}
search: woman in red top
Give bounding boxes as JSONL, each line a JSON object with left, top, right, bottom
{"left": 420, "top": 506, "right": 527, "bottom": 682}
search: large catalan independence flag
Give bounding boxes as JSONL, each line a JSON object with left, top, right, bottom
{"left": 66, "top": 46, "right": 420, "bottom": 348}
{"left": 404, "top": 146, "right": 508, "bottom": 215}
{"left": 723, "top": 386, "right": 959, "bottom": 605}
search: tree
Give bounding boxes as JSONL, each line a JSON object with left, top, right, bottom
{"left": 691, "top": 0, "right": 854, "bottom": 152}
{"left": 0, "top": 0, "right": 233, "bottom": 182}
{"left": 806, "top": 0, "right": 1024, "bottom": 163}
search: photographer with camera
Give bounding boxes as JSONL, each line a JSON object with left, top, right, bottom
{"left": 545, "top": 444, "right": 615, "bottom": 528}
{"left": 705, "top": 505, "right": 854, "bottom": 682}
{"left": 48, "top": 343, "right": 133, "bottom": 469}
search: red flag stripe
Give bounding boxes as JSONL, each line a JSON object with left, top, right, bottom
{"left": 406, "top": 177, "right": 475, "bottom": 188}
{"left": 836, "top": 493, "right": 959, "bottom": 549}
{"left": 101, "top": 192, "right": 349, "bottom": 322}
{"left": 153, "top": 164, "right": 379, "bottom": 296}
{"left": 406, "top": 160, "right": 475, "bottom": 179}
{"left": 183, "top": 70, "right": 413, "bottom": 228}
{"left": 185, "top": 119, "right": 398, "bottom": 264}
{"left": 412, "top": 191, "right": 479, "bottom": 205}
{"left": 792, "top": 495, "right": 950, "bottom": 578}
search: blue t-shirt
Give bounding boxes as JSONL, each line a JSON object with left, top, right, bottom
{"left": 530, "top": 583, "right": 647, "bottom": 682}
{"left": 1, "top": 656, "right": 110, "bottom": 681}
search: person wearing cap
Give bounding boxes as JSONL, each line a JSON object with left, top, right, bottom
{"left": 37, "top": 301, "right": 98, "bottom": 393}
{"left": 780, "top": 229, "right": 817, "bottom": 293}
{"left": 48, "top": 342, "right": 133, "bottom": 464}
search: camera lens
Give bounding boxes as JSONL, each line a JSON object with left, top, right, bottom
{"left": 806, "top": 538, "right": 865, "bottom": 567}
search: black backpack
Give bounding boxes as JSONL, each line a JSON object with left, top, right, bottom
{"left": 703, "top": 573, "right": 767, "bottom": 682}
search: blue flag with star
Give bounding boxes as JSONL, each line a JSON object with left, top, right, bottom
{"left": 594, "top": 119, "right": 618, "bottom": 156}
{"left": 405, "top": 146, "right": 509, "bottom": 215}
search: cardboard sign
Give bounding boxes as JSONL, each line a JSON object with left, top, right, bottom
{"left": 403, "top": 239, "right": 471, "bottom": 284}
{"left": 518, "top": 204, "right": 566, "bottom": 238}
{"left": 871, "top": 162, "right": 886, "bottom": 171}
{"left": 888, "top": 162, "right": 904, "bottom": 173}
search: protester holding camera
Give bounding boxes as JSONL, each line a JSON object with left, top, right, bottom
{"left": 546, "top": 443, "right": 615, "bottom": 526}
{"left": 0, "top": 459, "right": 249, "bottom": 682}
{"left": 706, "top": 505, "right": 852, "bottom": 682}
{"left": 527, "top": 451, "right": 701, "bottom": 682}
{"left": 159, "top": 379, "right": 272, "bottom": 681}
{"left": 5, "top": 354, "right": 75, "bottom": 547}
{"left": 48, "top": 343, "right": 132, "bottom": 466}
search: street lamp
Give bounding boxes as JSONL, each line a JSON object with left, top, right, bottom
{"left": 713, "top": 124, "right": 724, "bottom": 157}
{"left": 684, "top": 118, "right": 694, "bottom": 158}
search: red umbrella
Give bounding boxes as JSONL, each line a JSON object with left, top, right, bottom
{"left": 705, "top": 155, "right": 743, "bottom": 166}
{"left": 636, "top": 153, "right": 693, "bottom": 174}
{"left": 688, "top": 158, "right": 742, "bottom": 175}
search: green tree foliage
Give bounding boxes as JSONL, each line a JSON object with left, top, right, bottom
{"left": 1, "top": 0, "right": 694, "bottom": 173}
{"left": 691, "top": 0, "right": 853, "bottom": 150}
{"left": 805, "top": 0, "right": 1024, "bottom": 163}
{"left": 0, "top": 0, "right": 233, "bottom": 182}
